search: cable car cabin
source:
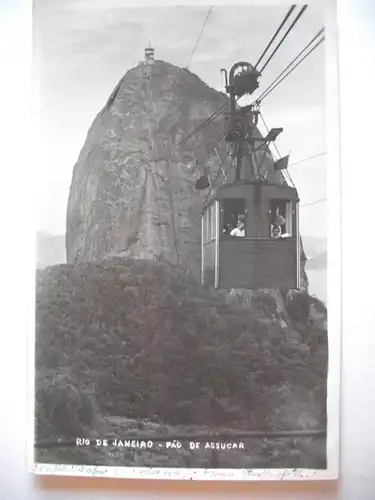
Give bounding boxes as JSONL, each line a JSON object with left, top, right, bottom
{"left": 201, "top": 181, "right": 301, "bottom": 290}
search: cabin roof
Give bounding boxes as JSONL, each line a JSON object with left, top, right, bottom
{"left": 203, "top": 180, "right": 299, "bottom": 210}
{"left": 217, "top": 179, "right": 298, "bottom": 191}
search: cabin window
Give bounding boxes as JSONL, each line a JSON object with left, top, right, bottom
{"left": 270, "top": 199, "right": 293, "bottom": 238}
{"left": 203, "top": 202, "right": 217, "bottom": 244}
{"left": 221, "top": 198, "right": 246, "bottom": 237}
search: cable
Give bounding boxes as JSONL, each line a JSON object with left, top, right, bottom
{"left": 179, "top": 9, "right": 319, "bottom": 171}
{"left": 259, "top": 113, "right": 324, "bottom": 200}
{"left": 255, "top": 27, "right": 324, "bottom": 103}
{"left": 284, "top": 169, "right": 296, "bottom": 187}
{"left": 258, "top": 5, "right": 308, "bottom": 74}
{"left": 259, "top": 111, "right": 295, "bottom": 188}
{"left": 186, "top": 7, "right": 213, "bottom": 69}
{"left": 176, "top": 95, "right": 242, "bottom": 148}
{"left": 195, "top": 128, "right": 228, "bottom": 170}
{"left": 259, "top": 112, "right": 282, "bottom": 158}
{"left": 176, "top": 103, "right": 227, "bottom": 147}
{"left": 300, "top": 198, "right": 326, "bottom": 208}
{"left": 288, "top": 151, "right": 326, "bottom": 168}
{"left": 254, "top": 5, "right": 297, "bottom": 70}
{"left": 203, "top": 148, "right": 232, "bottom": 207}
{"left": 193, "top": 128, "right": 229, "bottom": 193}
{"left": 257, "top": 35, "right": 325, "bottom": 103}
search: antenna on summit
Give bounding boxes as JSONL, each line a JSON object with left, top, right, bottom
{"left": 145, "top": 43, "right": 155, "bottom": 65}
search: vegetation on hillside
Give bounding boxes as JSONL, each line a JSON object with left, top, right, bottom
{"left": 35, "top": 257, "right": 328, "bottom": 467}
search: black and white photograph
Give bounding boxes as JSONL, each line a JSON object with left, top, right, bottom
{"left": 32, "top": 0, "right": 339, "bottom": 480}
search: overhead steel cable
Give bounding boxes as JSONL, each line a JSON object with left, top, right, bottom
{"left": 193, "top": 128, "right": 229, "bottom": 192}
{"left": 198, "top": 129, "right": 228, "bottom": 165}
{"left": 257, "top": 35, "right": 325, "bottom": 103}
{"left": 289, "top": 151, "right": 326, "bottom": 168}
{"left": 254, "top": 5, "right": 297, "bottom": 70}
{"left": 255, "top": 27, "right": 325, "bottom": 104}
{"left": 258, "top": 111, "right": 296, "bottom": 188}
{"left": 186, "top": 6, "right": 213, "bottom": 69}
{"left": 300, "top": 198, "right": 326, "bottom": 208}
{"left": 176, "top": 103, "right": 227, "bottom": 147}
{"left": 176, "top": 96, "right": 241, "bottom": 148}
{"left": 258, "top": 4, "right": 308, "bottom": 74}
{"left": 203, "top": 146, "right": 232, "bottom": 207}
{"left": 259, "top": 111, "right": 282, "bottom": 158}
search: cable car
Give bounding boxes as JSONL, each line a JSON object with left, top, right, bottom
{"left": 199, "top": 61, "right": 301, "bottom": 290}
{"left": 201, "top": 180, "right": 300, "bottom": 290}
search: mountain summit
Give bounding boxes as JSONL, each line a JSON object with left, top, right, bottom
{"left": 66, "top": 58, "right": 296, "bottom": 282}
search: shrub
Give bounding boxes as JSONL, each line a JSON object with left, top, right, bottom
{"left": 35, "top": 258, "right": 328, "bottom": 434}
{"left": 285, "top": 291, "right": 312, "bottom": 323}
{"left": 35, "top": 368, "right": 100, "bottom": 441}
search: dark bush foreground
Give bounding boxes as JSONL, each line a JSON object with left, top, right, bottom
{"left": 35, "top": 369, "right": 101, "bottom": 441}
{"left": 35, "top": 257, "right": 328, "bottom": 447}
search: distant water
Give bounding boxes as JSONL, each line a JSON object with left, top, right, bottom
{"left": 306, "top": 268, "right": 327, "bottom": 304}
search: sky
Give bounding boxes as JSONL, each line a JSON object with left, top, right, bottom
{"left": 33, "top": 1, "right": 327, "bottom": 242}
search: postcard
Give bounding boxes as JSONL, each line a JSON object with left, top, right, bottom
{"left": 31, "top": 0, "right": 340, "bottom": 481}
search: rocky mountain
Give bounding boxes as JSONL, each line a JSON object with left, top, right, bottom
{"left": 36, "top": 231, "right": 66, "bottom": 269}
{"left": 65, "top": 58, "right": 304, "bottom": 285}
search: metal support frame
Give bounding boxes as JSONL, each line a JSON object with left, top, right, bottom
{"left": 214, "top": 148, "right": 227, "bottom": 181}
{"left": 222, "top": 61, "right": 265, "bottom": 183}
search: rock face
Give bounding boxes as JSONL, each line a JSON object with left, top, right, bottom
{"left": 66, "top": 59, "right": 307, "bottom": 286}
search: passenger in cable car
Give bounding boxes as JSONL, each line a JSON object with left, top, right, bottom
{"left": 223, "top": 223, "right": 233, "bottom": 235}
{"left": 273, "top": 211, "right": 286, "bottom": 227}
{"left": 230, "top": 217, "right": 245, "bottom": 237}
{"left": 271, "top": 222, "right": 291, "bottom": 239}
{"left": 270, "top": 208, "right": 291, "bottom": 238}
{"left": 271, "top": 224, "right": 282, "bottom": 238}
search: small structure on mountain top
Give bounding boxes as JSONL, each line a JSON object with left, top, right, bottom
{"left": 145, "top": 44, "right": 155, "bottom": 65}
